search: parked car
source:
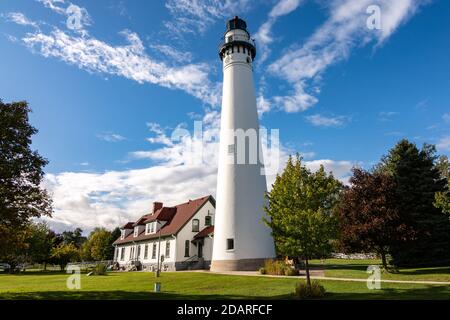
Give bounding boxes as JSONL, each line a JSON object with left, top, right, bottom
{"left": 0, "top": 263, "right": 11, "bottom": 272}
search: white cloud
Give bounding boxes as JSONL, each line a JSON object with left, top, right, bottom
{"left": 305, "top": 159, "right": 355, "bottom": 185}
{"left": 149, "top": 44, "right": 193, "bottom": 63}
{"left": 42, "top": 164, "right": 218, "bottom": 233}
{"left": 273, "top": 83, "right": 318, "bottom": 113}
{"left": 21, "top": 28, "right": 220, "bottom": 106}
{"left": 97, "top": 132, "right": 126, "bottom": 142}
{"left": 43, "top": 108, "right": 354, "bottom": 232}
{"left": 255, "top": 0, "right": 303, "bottom": 63}
{"left": 5, "top": 12, "right": 39, "bottom": 28}
{"left": 37, "top": 0, "right": 91, "bottom": 36}
{"left": 442, "top": 113, "right": 450, "bottom": 124}
{"left": 164, "top": 0, "right": 252, "bottom": 35}
{"left": 437, "top": 136, "right": 450, "bottom": 152}
{"left": 268, "top": 0, "right": 428, "bottom": 113}
{"left": 165, "top": 0, "right": 252, "bottom": 35}
{"left": 257, "top": 95, "right": 271, "bottom": 116}
{"left": 38, "top": 0, "right": 67, "bottom": 15}
{"left": 306, "top": 114, "right": 350, "bottom": 127}
{"left": 379, "top": 111, "right": 399, "bottom": 121}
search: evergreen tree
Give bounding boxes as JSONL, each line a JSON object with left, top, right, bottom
{"left": 379, "top": 140, "right": 450, "bottom": 266}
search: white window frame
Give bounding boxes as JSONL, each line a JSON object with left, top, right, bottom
{"left": 133, "top": 226, "right": 139, "bottom": 237}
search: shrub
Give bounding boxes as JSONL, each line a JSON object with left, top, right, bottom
{"left": 284, "top": 267, "right": 298, "bottom": 276}
{"left": 93, "top": 263, "right": 107, "bottom": 276}
{"left": 259, "top": 267, "right": 267, "bottom": 275}
{"left": 294, "top": 281, "right": 326, "bottom": 299}
{"left": 263, "top": 259, "right": 287, "bottom": 275}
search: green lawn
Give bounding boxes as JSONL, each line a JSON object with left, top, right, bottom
{"left": 310, "top": 259, "right": 450, "bottom": 282}
{"left": 0, "top": 270, "right": 449, "bottom": 300}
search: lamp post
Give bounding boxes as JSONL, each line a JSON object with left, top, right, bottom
{"left": 156, "top": 220, "right": 162, "bottom": 277}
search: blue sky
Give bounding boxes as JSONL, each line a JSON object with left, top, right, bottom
{"left": 1, "top": 0, "right": 449, "bottom": 232}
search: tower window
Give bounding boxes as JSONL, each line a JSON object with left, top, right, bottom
{"left": 226, "top": 238, "right": 234, "bottom": 250}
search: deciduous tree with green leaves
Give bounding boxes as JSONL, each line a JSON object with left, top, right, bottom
{"left": 434, "top": 155, "right": 450, "bottom": 218}
{"left": 0, "top": 100, "right": 52, "bottom": 271}
{"left": 81, "top": 228, "right": 114, "bottom": 261}
{"left": 25, "top": 222, "right": 57, "bottom": 270}
{"left": 264, "top": 155, "right": 342, "bottom": 287}
{"left": 51, "top": 243, "right": 80, "bottom": 271}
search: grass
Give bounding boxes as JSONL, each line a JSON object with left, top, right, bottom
{"left": 309, "top": 259, "right": 450, "bottom": 282}
{"left": 0, "top": 270, "right": 449, "bottom": 300}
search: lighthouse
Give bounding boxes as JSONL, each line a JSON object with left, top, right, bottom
{"left": 211, "top": 17, "right": 275, "bottom": 271}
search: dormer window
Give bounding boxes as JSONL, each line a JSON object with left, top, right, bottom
{"left": 145, "top": 222, "right": 156, "bottom": 234}
{"left": 120, "top": 230, "right": 125, "bottom": 240}
{"left": 133, "top": 227, "right": 139, "bottom": 237}
{"left": 150, "top": 222, "right": 156, "bottom": 233}
{"left": 192, "top": 219, "right": 199, "bottom": 232}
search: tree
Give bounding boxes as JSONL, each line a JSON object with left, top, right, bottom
{"left": 264, "top": 155, "right": 342, "bottom": 287}
{"left": 51, "top": 243, "right": 80, "bottom": 271}
{"left": 82, "top": 228, "right": 113, "bottom": 261}
{"left": 108, "top": 227, "right": 121, "bottom": 260}
{"left": 0, "top": 100, "right": 52, "bottom": 271}
{"left": 434, "top": 155, "right": 450, "bottom": 217}
{"left": 26, "top": 222, "right": 57, "bottom": 270}
{"left": 337, "top": 168, "right": 413, "bottom": 269}
{"left": 378, "top": 140, "right": 450, "bottom": 266}
{"left": 61, "top": 228, "right": 86, "bottom": 248}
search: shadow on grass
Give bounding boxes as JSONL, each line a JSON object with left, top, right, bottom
{"left": 396, "top": 267, "right": 450, "bottom": 277}
{"left": 324, "top": 285, "right": 450, "bottom": 300}
{"left": 310, "top": 263, "right": 369, "bottom": 272}
{"left": 0, "top": 291, "right": 294, "bottom": 300}
{"left": 1, "top": 286, "right": 449, "bottom": 300}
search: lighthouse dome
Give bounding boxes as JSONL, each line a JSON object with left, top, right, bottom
{"left": 226, "top": 16, "right": 248, "bottom": 33}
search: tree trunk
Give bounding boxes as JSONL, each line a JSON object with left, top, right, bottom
{"left": 43, "top": 262, "right": 47, "bottom": 271}
{"left": 380, "top": 249, "right": 388, "bottom": 270}
{"left": 305, "top": 257, "right": 311, "bottom": 288}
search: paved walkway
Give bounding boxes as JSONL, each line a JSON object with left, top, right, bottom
{"left": 197, "top": 270, "right": 450, "bottom": 285}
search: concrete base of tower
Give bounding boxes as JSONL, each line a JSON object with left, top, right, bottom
{"left": 210, "top": 258, "right": 272, "bottom": 272}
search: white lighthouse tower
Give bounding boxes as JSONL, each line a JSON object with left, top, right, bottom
{"left": 211, "top": 17, "right": 275, "bottom": 271}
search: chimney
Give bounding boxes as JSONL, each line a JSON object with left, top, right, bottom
{"left": 153, "top": 202, "right": 163, "bottom": 214}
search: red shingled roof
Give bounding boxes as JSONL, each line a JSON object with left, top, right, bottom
{"left": 122, "top": 222, "right": 134, "bottom": 229}
{"left": 193, "top": 226, "right": 214, "bottom": 239}
{"left": 113, "top": 195, "right": 214, "bottom": 245}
